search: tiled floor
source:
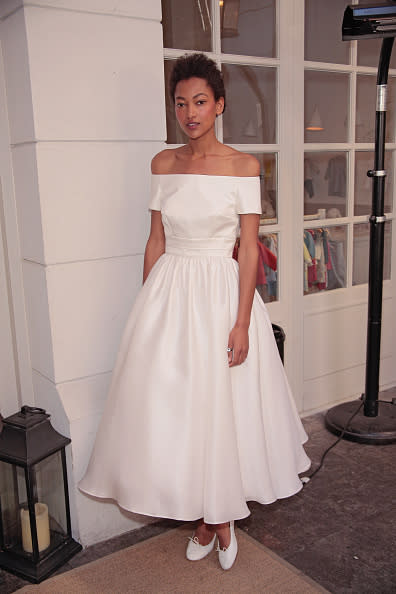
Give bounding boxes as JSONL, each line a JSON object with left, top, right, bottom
{"left": 2, "top": 389, "right": 396, "bottom": 594}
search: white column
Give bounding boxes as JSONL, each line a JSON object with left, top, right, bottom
{"left": 278, "top": 0, "right": 305, "bottom": 409}
{"left": 0, "top": 3, "right": 35, "bottom": 417}
{"left": 1, "top": 0, "right": 165, "bottom": 545}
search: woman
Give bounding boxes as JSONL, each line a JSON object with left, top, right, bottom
{"left": 80, "top": 53, "right": 310, "bottom": 571}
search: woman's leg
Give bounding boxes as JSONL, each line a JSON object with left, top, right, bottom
{"left": 194, "top": 519, "right": 216, "bottom": 545}
{"left": 215, "top": 522, "right": 231, "bottom": 549}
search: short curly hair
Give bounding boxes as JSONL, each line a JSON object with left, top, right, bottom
{"left": 169, "top": 53, "right": 226, "bottom": 114}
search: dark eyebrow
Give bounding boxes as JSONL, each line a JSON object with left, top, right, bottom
{"left": 175, "top": 93, "right": 209, "bottom": 100}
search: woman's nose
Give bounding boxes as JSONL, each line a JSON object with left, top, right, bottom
{"left": 187, "top": 103, "right": 196, "bottom": 119}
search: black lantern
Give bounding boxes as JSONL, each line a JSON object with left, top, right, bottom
{"left": 0, "top": 406, "right": 82, "bottom": 583}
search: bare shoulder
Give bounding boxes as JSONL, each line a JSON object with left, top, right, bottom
{"left": 231, "top": 151, "right": 260, "bottom": 177}
{"left": 151, "top": 149, "right": 178, "bottom": 174}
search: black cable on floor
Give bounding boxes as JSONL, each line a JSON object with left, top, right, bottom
{"left": 301, "top": 400, "right": 364, "bottom": 484}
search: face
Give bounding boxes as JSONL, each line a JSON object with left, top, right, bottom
{"left": 174, "top": 77, "right": 224, "bottom": 140}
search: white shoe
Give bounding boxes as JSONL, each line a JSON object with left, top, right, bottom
{"left": 217, "top": 521, "right": 238, "bottom": 570}
{"left": 186, "top": 532, "right": 216, "bottom": 561}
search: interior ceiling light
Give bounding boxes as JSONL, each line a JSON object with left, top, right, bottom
{"left": 306, "top": 106, "right": 324, "bottom": 131}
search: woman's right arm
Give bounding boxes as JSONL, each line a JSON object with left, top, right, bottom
{"left": 143, "top": 210, "right": 165, "bottom": 283}
{"left": 143, "top": 149, "right": 174, "bottom": 282}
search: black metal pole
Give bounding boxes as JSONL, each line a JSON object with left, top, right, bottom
{"left": 364, "top": 36, "right": 394, "bottom": 417}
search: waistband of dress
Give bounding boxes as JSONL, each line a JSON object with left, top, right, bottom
{"left": 165, "top": 236, "right": 234, "bottom": 257}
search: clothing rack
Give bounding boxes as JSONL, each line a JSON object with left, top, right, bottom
{"left": 304, "top": 228, "right": 345, "bottom": 293}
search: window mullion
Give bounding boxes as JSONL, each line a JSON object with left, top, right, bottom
{"left": 220, "top": 54, "right": 279, "bottom": 67}
{"left": 212, "top": 0, "right": 221, "bottom": 57}
{"left": 348, "top": 150, "right": 355, "bottom": 220}
{"left": 211, "top": 0, "right": 222, "bottom": 141}
{"left": 348, "top": 61, "right": 357, "bottom": 290}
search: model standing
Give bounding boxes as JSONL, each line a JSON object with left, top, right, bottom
{"left": 80, "top": 53, "right": 310, "bottom": 571}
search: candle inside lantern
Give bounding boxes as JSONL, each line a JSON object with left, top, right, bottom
{"left": 20, "top": 502, "right": 50, "bottom": 553}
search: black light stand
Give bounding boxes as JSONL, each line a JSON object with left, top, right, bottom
{"left": 325, "top": 4, "right": 396, "bottom": 444}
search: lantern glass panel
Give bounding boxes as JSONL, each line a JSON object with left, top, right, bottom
{"left": 0, "top": 452, "right": 68, "bottom": 559}
{"left": 0, "top": 461, "right": 22, "bottom": 551}
{"left": 33, "top": 452, "right": 68, "bottom": 554}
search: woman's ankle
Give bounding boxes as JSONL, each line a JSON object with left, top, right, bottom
{"left": 194, "top": 521, "right": 215, "bottom": 545}
{"left": 216, "top": 522, "right": 231, "bottom": 549}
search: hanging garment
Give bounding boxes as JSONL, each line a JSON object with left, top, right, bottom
{"left": 325, "top": 155, "right": 346, "bottom": 197}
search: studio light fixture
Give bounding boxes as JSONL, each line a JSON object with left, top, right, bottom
{"left": 343, "top": 3, "right": 396, "bottom": 39}
{"left": 325, "top": 2, "right": 396, "bottom": 444}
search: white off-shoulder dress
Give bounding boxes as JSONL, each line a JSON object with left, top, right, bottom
{"left": 79, "top": 174, "right": 310, "bottom": 524}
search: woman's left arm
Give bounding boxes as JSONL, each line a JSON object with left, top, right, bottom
{"left": 228, "top": 213, "right": 260, "bottom": 367}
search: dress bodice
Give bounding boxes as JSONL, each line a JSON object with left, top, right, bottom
{"left": 150, "top": 174, "right": 261, "bottom": 257}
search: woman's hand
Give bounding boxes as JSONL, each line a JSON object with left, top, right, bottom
{"left": 228, "top": 324, "right": 249, "bottom": 367}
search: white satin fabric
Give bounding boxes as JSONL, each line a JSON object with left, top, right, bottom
{"left": 79, "top": 174, "right": 310, "bottom": 524}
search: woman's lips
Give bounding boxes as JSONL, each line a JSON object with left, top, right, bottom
{"left": 187, "top": 122, "right": 199, "bottom": 129}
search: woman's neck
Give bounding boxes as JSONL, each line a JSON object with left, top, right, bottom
{"left": 187, "top": 131, "right": 222, "bottom": 159}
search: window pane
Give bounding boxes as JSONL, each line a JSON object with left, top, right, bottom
{"left": 354, "top": 151, "right": 394, "bottom": 216}
{"left": 222, "top": 64, "right": 276, "bottom": 144}
{"left": 248, "top": 153, "right": 277, "bottom": 223}
{"left": 161, "top": 0, "right": 212, "bottom": 51}
{"left": 260, "top": 153, "right": 277, "bottom": 223}
{"left": 221, "top": 0, "right": 276, "bottom": 58}
{"left": 305, "top": 0, "right": 350, "bottom": 64}
{"left": 357, "top": 0, "right": 396, "bottom": 68}
{"left": 304, "top": 226, "right": 347, "bottom": 294}
{"left": 256, "top": 232, "right": 278, "bottom": 303}
{"left": 357, "top": 39, "right": 396, "bottom": 69}
{"left": 356, "top": 75, "right": 396, "bottom": 143}
{"left": 305, "top": 71, "right": 349, "bottom": 143}
{"left": 304, "top": 152, "right": 347, "bottom": 217}
{"left": 353, "top": 222, "right": 392, "bottom": 285}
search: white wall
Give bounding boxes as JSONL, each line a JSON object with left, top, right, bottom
{"left": 302, "top": 286, "right": 396, "bottom": 415}
{"left": 0, "top": 0, "right": 166, "bottom": 545}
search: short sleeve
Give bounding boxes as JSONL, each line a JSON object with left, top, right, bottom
{"left": 149, "top": 175, "right": 161, "bottom": 211}
{"left": 236, "top": 177, "right": 262, "bottom": 214}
